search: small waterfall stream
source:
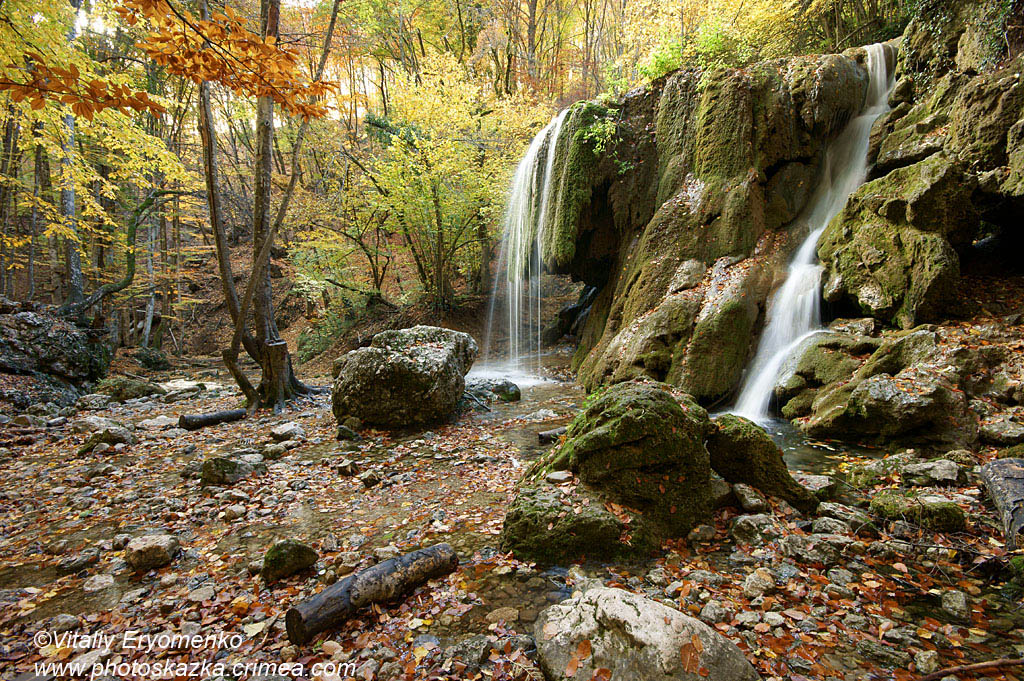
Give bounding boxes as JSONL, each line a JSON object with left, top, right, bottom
{"left": 732, "top": 43, "right": 895, "bottom": 421}
{"left": 482, "top": 110, "right": 568, "bottom": 375}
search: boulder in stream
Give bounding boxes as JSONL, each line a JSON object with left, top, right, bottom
{"left": 332, "top": 326, "right": 478, "bottom": 427}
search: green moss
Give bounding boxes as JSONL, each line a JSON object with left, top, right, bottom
{"left": 868, "top": 489, "right": 967, "bottom": 532}
{"left": 706, "top": 414, "right": 819, "bottom": 512}
{"left": 998, "top": 444, "right": 1024, "bottom": 459}
{"left": 262, "top": 539, "right": 318, "bottom": 582}
{"left": 96, "top": 376, "right": 166, "bottom": 402}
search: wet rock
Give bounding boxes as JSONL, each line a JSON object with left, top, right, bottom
{"left": 271, "top": 422, "right": 305, "bottom": 442}
{"left": 706, "top": 415, "right": 818, "bottom": 512}
{"left": 792, "top": 472, "right": 838, "bottom": 500}
{"left": 900, "top": 459, "right": 962, "bottom": 486}
{"left": 262, "top": 539, "right": 317, "bottom": 582}
{"left": 446, "top": 634, "right": 494, "bottom": 667}
{"left": 687, "top": 524, "right": 715, "bottom": 543}
{"left": 534, "top": 586, "right": 760, "bottom": 681}
{"left": 545, "top": 470, "right": 572, "bottom": 484}
{"left": 125, "top": 535, "right": 179, "bottom": 570}
{"left": 332, "top": 326, "right": 478, "bottom": 427}
{"left": 51, "top": 613, "right": 81, "bottom": 633}
{"left": 465, "top": 376, "right": 522, "bottom": 403}
{"left": 855, "top": 639, "right": 911, "bottom": 668}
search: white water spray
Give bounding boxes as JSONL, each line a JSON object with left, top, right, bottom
{"left": 732, "top": 43, "right": 894, "bottom": 421}
{"left": 482, "top": 110, "right": 568, "bottom": 374}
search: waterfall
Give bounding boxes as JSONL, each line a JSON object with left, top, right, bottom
{"left": 482, "top": 110, "right": 568, "bottom": 374}
{"left": 732, "top": 43, "right": 894, "bottom": 421}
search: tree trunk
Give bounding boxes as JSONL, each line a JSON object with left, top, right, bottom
{"left": 61, "top": 0, "right": 84, "bottom": 306}
{"left": 285, "top": 543, "right": 458, "bottom": 644}
{"left": 980, "top": 459, "right": 1024, "bottom": 548}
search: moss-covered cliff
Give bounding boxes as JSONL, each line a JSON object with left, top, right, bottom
{"left": 539, "top": 49, "right": 875, "bottom": 402}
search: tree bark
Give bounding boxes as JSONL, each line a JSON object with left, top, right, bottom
{"left": 980, "top": 459, "right": 1024, "bottom": 548}
{"left": 285, "top": 543, "right": 458, "bottom": 645}
{"left": 61, "top": 0, "right": 85, "bottom": 306}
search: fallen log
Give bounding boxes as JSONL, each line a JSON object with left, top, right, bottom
{"left": 285, "top": 543, "right": 458, "bottom": 644}
{"left": 178, "top": 409, "right": 247, "bottom": 431}
{"left": 918, "top": 656, "right": 1024, "bottom": 681}
{"left": 979, "top": 458, "right": 1024, "bottom": 548}
{"left": 538, "top": 426, "right": 567, "bottom": 444}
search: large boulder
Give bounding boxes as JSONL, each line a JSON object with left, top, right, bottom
{"left": 0, "top": 308, "right": 110, "bottom": 407}
{"left": 331, "top": 326, "right": 478, "bottom": 427}
{"left": 96, "top": 376, "right": 166, "bottom": 402}
{"left": 535, "top": 586, "right": 760, "bottom": 681}
{"left": 706, "top": 415, "right": 818, "bottom": 512}
{"left": 501, "top": 380, "right": 712, "bottom": 562}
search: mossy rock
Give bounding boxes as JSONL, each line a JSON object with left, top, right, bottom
{"left": 499, "top": 483, "right": 652, "bottom": 564}
{"left": 507, "top": 380, "right": 713, "bottom": 562}
{"left": 706, "top": 414, "right": 818, "bottom": 513}
{"left": 998, "top": 444, "right": 1024, "bottom": 459}
{"left": 262, "top": 539, "right": 318, "bottom": 582}
{"left": 96, "top": 376, "right": 166, "bottom": 402}
{"left": 868, "top": 490, "right": 967, "bottom": 532}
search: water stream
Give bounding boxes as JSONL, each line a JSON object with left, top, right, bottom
{"left": 732, "top": 43, "right": 895, "bottom": 421}
{"left": 482, "top": 110, "right": 568, "bottom": 374}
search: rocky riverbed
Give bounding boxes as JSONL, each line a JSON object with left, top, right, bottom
{"left": 0, "top": 343, "right": 1022, "bottom": 681}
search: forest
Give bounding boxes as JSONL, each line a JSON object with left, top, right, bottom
{"left": 1, "top": 0, "right": 1024, "bottom": 680}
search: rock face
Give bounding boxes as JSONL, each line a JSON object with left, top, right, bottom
{"left": 332, "top": 326, "right": 478, "bottom": 427}
{"left": 533, "top": 49, "right": 873, "bottom": 404}
{"left": 535, "top": 586, "right": 760, "bottom": 681}
{"left": 0, "top": 307, "right": 110, "bottom": 407}
{"left": 501, "top": 380, "right": 712, "bottom": 562}
{"left": 706, "top": 415, "right": 818, "bottom": 512}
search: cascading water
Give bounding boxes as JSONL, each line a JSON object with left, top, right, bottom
{"left": 732, "top": 43, "right": 895, "bottom": 421}
{"left": 481, "top": 110, "right": 568, "bottom": 375}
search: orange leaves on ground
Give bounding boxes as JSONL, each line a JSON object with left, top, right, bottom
{"left": 2, "top": 55, "right": 166, "bottom": 119}
{"left": 114, "top": 0, "right": 334, "bottom": 119}
{"left": 564, "top": 639, "right": 592, "bottom": 677}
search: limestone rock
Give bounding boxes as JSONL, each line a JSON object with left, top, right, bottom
{"left": 332, "top": 326, "right": 478, "bottom": 427}
{"left": 534, "top": 586, "right": 760, "bottom": 681}
{"left": 125, "top": 535, "right": 179, "bottom": 571}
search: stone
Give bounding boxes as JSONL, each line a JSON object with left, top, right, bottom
{"left": 262, "top": 443, "right": 288, "bottom": 460}
{"left": 900, "top": 459, "right": 962, "bottom": 486}
{"left": 71, "top": 415, "right": 119, "bottom": 434}
{"left": 465, "top": 376, "right": 522, "bottom": 403}
{"left": 869, "top": 490, "right": 966, "bottom": 532}
{"left": 485, "top": 607, "right": 519, "bottom": 624}
{"left": 51, "top": 613, "right": 81, "bottom": 633}
{"left": 545, "top": 470, "right": 573, "bottom": 484}
{"left": 223, "top": 504, "right": 245, "bottom": 521}
{"left": 687, "top": 524, "right": 715, "bottom": 543}
{"left": 792, "top": 472, "right": 838, "bottom": 500}
{"left": 778, "top": 534, "right": 847, "bottom": 565}
{"left": 501, "top": 381, "right": 713, "bottom": 562}
{"left": 83, "top": 574, "right": 115, "bottom": 592}
{"left": 940, "top": 590, "right": 971, "bottom": 621}
{"left": 200, "top": 457, "right": 264, "bottom": 486}
{"left": 138, "top": 415, "right": 177, "bottom": 431}
{"left": 78, "top": 427, "right": 136, "bottom": 454}
{"left": 262, "top": 539, "right": 318, "bottom": 582}
{"left": 373, "top": 545, "right": 401, "bottom": 562}
{"left": 188, "top": 585, "right": 216, "bottom": 603}
{"left": 358, "top": 470, "right": 381, "bottom": 488}
{"left": 95, "top": 376, "right": 166, "bottom": 402}
{"left": 812, "top": 517, "right": 851, "bottom": 535}
{"left": 730, "top": 514, "right": 783, "bottom": 545}
{"left": 732, "top": 483, "right": 768, "bottom": 512}
{"left": 332, "top": 326, "right": 478, "bottom": 427}
{"left": 271, "top": 422, "right": 305, "bottom": 442}
{"left": 980, "top": 418, "right": 1024, "bottom": 445}
{"left": 817, "top": 502, "right": 879, "bottom": 537}
{"left": 742, "top": 568, "right": 775, "bottom": 598}
{"left": 534, "top": 586, "right": 760, "bottom": 681}
{"left": 706, "top": 415, "right": 818, "bottom": 512}
{"left": 336, "top": 459, "right": 359, "bottom": 476}
{"left": 915, "top": 650, "right": 941, "bottom": 674}
{"left": 699, "top": 600, "right": 731, "bottom": 624}
{"left": 77, "top": 393, "right": 112, "bottom": 410}
{"left": 125, "top": 535, "right": 179, "bottom": 571}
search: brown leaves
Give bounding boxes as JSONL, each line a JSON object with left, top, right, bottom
{"left": 564, "top": 639, "right": 592, "bottom": 677}
{"left": 680, "top": 633, "right": 703, "bottom": 674}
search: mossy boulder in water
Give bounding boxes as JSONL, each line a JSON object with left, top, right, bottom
{"left": 705, "top": 415, "right": 818, "bottom": 513}
{"left": 331, "top": 325, "right": 478, "bottom": 427}
{"left": 501, "top": 380, "right": 713, "bottom": 563}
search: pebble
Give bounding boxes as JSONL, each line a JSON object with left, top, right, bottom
{"left": 83, "top": 574, "right": 115, "bottom": 592}
{"left": 742, "top": 567, "right": 775, "bottom": 598}
{"left": 188, "top": 585, "right": 216, "bottom": 602}
{"left": 485, "top": 606, "right": 519, "bottom": 624}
